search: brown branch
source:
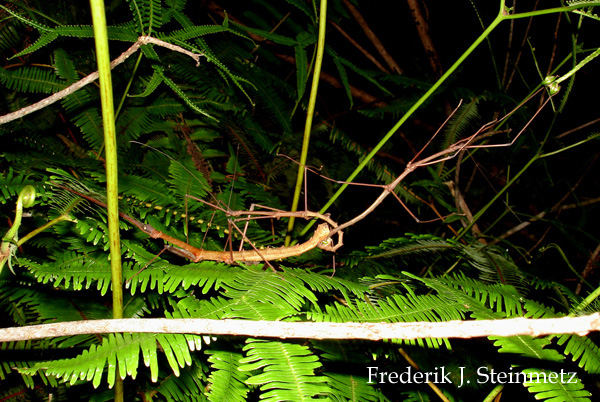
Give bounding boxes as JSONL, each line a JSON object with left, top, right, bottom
{"left": 0, "top": 314, "right": 598, "bottom": 343}
{"left": 329, "top": 21, "right": 389, "bottom": 73}
{"left": 406, "top": 0, "right": 442, "bottom": 77}
{"left": 341, "top": 0, "right": 403, "bottom": 74}
{"left": 0, "top": 36, "right": 204, "bottom": 125}
{"left": 275, "top": 53, "right": 386, "bottom": 107}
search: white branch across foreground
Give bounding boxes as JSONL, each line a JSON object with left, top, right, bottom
{"left": 1, "top": 314, "right": 599, "bottom": 342}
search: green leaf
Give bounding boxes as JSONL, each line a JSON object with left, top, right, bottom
{"left": 522, "top": 368, "right": 591, "bottom": 401}
{"left": 240, "top": 339, "right": 330, "bottom": 401}
{"left": 206, "top": 350, "right": 250, "bottom": 402}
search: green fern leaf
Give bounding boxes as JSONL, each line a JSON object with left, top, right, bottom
{"left": 522, "top": 368, "right": 591, "bottom": 401}
{"left": 73, "top": 108, "right": 104, "bottom": 150}
{"left": 167, "top": 159, "right": 211, "bottom": 199}
{"left": 52, "top": 25, "right": 95, "bottom": 38}
{"left": 0, "top": 67, "right": 65, "bottom": 94}
{"left": 406, "top": 273, "right": 566, "bottom": 361}
{"left": 325, "top": 372, "right": 385, "bottom": 402}
{"left": 162, "top": 25, "right": 232, "bottom": 41}
{"left": 130, "top": 69, "right": 164, "bottom": 97}
{"left": 206, "top": 350, "right": 250, "bottom": 402}
{"left": 234, "top": 24, "right": 298, "bottom": 46}
{"left": 332, "top": 53, "right": 353, "bottom": 107}
{"left": 21, "top": 251, "right": 112, "bottom": 295}
{"left": 557, "top": 334, "right": 600, "bottom": 374}
{"left": 441, "top": 97, "right": 481, "bottom": 150}
{"left": 0, "top": 168, "right": 36, "bottom": 204}
{"left": 159, "top": 70, "right": 217, "bottom": 120}
{"left": 294, "top": 44, "right": 309, "bottom": 101}
{"left": 22, "top": 332, "right": 201, "bottom": 387}
{"left": 240, "top": 339, "right": 330, "bottom": 401}
{"left": 52, "top": 49, "right": 79, "bottom": 83}
{"left": 0, "top": 5, "right": 53, "bottom": 33}
{"left": 153, "top": 356, "right": 208, "bottom": 401}
{"left": 11, "top": 32, "right": 59, "bottom": 58}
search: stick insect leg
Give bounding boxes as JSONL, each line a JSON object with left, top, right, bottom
{"left": 229, "top": 218, "right": 277, "bottom": 272}
{"left": 238, "top": 203, "right": 256, "bottom": 251}
{"left": 389, "top": 190, "right": 455, "bottom": 224}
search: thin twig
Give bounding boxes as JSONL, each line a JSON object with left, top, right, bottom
{"left": 0, "top": 314, "right": 598, "bottom": 343}
{"left": 329, "top": 20, "right": 389, "bottom": 73}
{"left": 505, "top": 0, "right": 541, "bottom": 91}
{"left": 0, "top": 36, "right": 204, "bottom": 125}
{"left": 342, "top": 0, "right": 403, "bottom": 74}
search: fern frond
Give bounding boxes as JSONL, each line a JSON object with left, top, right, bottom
{"left": 366, "top": 235, "right": 457, "bottom": 259}
{"left": 522, "top": 368, "right": 591, "bottom": 401}
{"left": 441, "top": 97, "right": 481, "bottom": 150}
{"left": 240, "top": 339, "right": 330, "bottom": 401}
{"left": 0, "top": 342, "right": 59, "bottom": 388}
{"left": 0, "top": 67, "right": 65, "bottom": 94}
{"left": 285, "top": 268, "right": 369, "bottom": 302}
{"left": 22, "top": 332, "right": 202, "bottom": 387}
{"left": 20, "top": 251, "right": 112, "bottom": 295}
{"left": 123, "top": 241, "right": 238, "bottom": 294}
{"left": 130, "top": 69, "right": 164, "bottom": 97}
{"left": 0, "top": 5, "right": 53, "bottom": 33}
{"left": 440, "top": 274, "right": 523, "bottom": 316}
{"left": 206, "top": 350, "right": 250, "bottom": 402}
{"left": 168, "top": 159, "right": 212, "bottom": 199}
{"left": 325, "top": 373, "right": 385, "bottom": 402}
{"left": 0, "top": 168, "right": 35, "bottom": 204}
{"left": 556, "top": 334, "right": 600, "bottom": 374}
{"left": 329, "top": 127, "right": 401, "bottom": 184}
{"left": 162, "top": 25, "right": 232, "bottom": 41}
{"left": 11, "top": 32, "right": 59, "bottom": 58}
{"left": 72, "top": 108, "right": 104, "bottom": 150}
{"left": 309, "top": 289, "right": 464, "bottom": 348}
{"left": 159, "top": 70, "right": 216, "bottom": 120}
{"left": 153, "top": 355, "right": 208, "bottom": 401}
{"left": 406, "top": 273, "right": 566, "bottom": 361}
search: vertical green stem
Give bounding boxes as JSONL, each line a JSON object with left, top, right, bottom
{"left": 285, "top": 0, "right": 327, "bottom": 244}
{"left": 89, "top": 0, "right": 123, "bottom": 400}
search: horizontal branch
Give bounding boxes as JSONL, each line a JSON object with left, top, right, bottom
{"left": 1, "top": 314, "right": 599, "bottom": 343}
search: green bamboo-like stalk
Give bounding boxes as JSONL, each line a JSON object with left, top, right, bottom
{"left": 301, "top": 0, "right": 598, "bottom": 237}
{"left": 285, "top": 0, "right": 327, "bottom": 244}
{"left": 89, "top": 0, "right": 123, "bottom": 400}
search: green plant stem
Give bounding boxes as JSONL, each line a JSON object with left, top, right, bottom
{"left": 17, "top": 215, "right": 73, "bottom": 246}
{"left": 285, "top": 0, "right": 327, "bottom": 245}
{"left": 506, "top": 3, "right": 600, "bottom": 20}
{"left": 482, "top": 385, "right": 504, "bottom": 402}
{"left": 115, "top": 52, "right": 143, "bottom": 119}
{"left": 574, "top": 286, "right": 600, "bottom": 313}
{"left": 89, "top": 0, "right": 123, "bottom": 400}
